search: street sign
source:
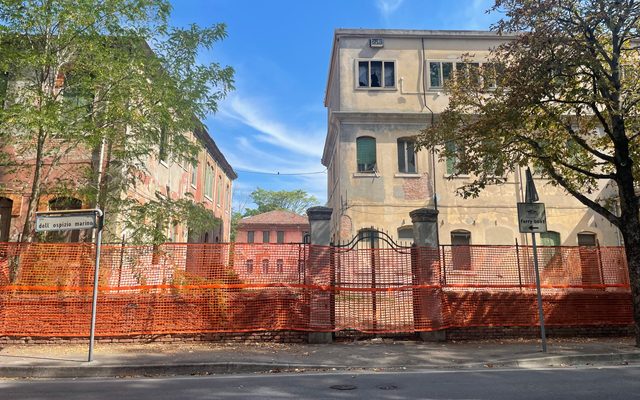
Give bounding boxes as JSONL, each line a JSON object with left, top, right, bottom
{"left": 517, "top": 202, "right": 547, "bottom": 233}
{"left": 35, "top": 211, "right": 97, "bottom": 232}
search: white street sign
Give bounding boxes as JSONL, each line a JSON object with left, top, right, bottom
{"left": 517, "top": 202, "right": 547, "bottom": 233}
{"left": 35, "top": 212, "right": 97, "bottom": 232}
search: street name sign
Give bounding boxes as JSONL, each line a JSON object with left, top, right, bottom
{"left": 35, "top": 211, "right": 97, "bottom": 232}
{"left": 517, "top": 202, "right": 547, "bottom": 233}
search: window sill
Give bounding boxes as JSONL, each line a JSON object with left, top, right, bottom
{"left": 395, "top": 173, "right": 420, "bottom": 178}
{"left": 190, "top": 184, "right": 197, "bottom": 190}
{"left": 159, "top": 160, "right": 169, "bottom": 168}
{"left": 355, "top": 86, "right": 397, "bottom": 91}
{"left": 443, "top": 174, "right": 470, "bottom": 179}
{"left": 447, "top": 269, "right": 476, "bottom": 275}
{"left": 353, "top": 172, "right": 379, "bottom": 178}
{"left": 204, "top": 195, "right": 213, "bottom": 202}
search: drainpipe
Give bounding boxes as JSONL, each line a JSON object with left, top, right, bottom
{"left": 421, "top": 37, "right": 440, "bottom": 248}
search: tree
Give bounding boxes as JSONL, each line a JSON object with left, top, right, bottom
{"left": 0, "top": 0, "right": 233, "bottom": 244}
{"left": 418, "top": 0, "right": 640, "bottom": 345}
{"left": 243, "top": 188, "right": 320, "bottom": 216}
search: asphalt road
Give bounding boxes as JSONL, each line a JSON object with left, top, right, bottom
{"left": 2, "top": 366, "right": 640, "bottom": 399}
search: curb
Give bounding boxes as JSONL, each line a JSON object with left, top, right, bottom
{"left": 1, "top": 353, "right": 639, "bottom": 378}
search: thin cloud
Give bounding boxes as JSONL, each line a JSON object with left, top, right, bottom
{"left": 376, "top": 0, "right": 404, "bottom": 19}
{"left": 221, "top": 95, "right": 325, "bottom": 158}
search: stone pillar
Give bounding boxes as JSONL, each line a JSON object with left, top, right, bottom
{"left": 410, "top": 208, "right": 446, "bottom": 342}
{"left": 306, "top": 206, "right": 333, "bottom": 344}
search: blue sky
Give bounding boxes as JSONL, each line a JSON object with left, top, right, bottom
{"left": 168, "top": 0, "right": 501, "bottom": 211}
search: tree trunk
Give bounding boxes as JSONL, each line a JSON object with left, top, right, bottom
{"left": 620, "top": 222, "right": 640, "bottom": 347}
{"left": 20, "top": 128, "right": 47, "bottom": 243}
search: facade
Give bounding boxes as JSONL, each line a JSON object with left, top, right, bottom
{"left": 236, "top": 210, "right": 310, "bottom": 244}
{"left": 0, "top": 80, "right": 236, "bottom": 244}
{"left": 322, "top": 29, "right": 622, "bottom": 246}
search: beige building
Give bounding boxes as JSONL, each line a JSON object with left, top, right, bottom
{"left": 322, "top": 29, "right": 621, "bottom": 247}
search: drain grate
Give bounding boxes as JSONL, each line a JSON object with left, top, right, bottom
{"left": 330, "top": 384, "right": 357, "bottom": 390}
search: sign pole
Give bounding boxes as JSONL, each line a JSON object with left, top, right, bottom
{"left": 530, "top": 232, "right": 547, "bottom": 352}
{"left": 88, "top": 210, "right": 104, "bottom": 362}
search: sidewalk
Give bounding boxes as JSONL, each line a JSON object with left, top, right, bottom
{"left": 1, "top": 337, "right": 639, "bottom": 378}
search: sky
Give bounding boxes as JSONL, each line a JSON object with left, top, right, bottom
{"left": 168, "top": 0, "right": 502, "bottom": 211}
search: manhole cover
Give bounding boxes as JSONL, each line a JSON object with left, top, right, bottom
{"left": 330, "top": 384, "right": 357, "bottom": 390}
{"left": 378, "top": 384, "right": 398, "bottom": 390}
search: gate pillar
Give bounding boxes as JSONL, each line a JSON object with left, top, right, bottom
{"left": 410, "top": 208, "right": 446, "bottom": 342}
{"left": 306, "top": 206, "right": 333, "bottom": 344}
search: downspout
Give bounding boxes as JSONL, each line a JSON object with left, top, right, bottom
{"left": 422, "top": 37, "right": 440, "bottom": 247}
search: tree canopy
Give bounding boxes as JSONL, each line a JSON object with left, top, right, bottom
{"left": 243, "top": 188, "right": 320, "bottom": 216}
{"left": 0, "top": 0, "right": 234, "bottom": 244}
{"left": 418, "top": 0, "right": 640, "bottom": 345}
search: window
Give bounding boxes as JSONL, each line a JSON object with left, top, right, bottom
{"left": 246, "top": 259, "right": 254, "bottom": 273}
{"left": 0, "top": 197, "right": 13, "bottom": 242}
{"left": 63, "top": 72, "right": 93, "bottom": 111}
{"left": 358, "top": 60, "right": 395, "bottom": 88}
{"left": 204, "top": 164, "right": 214, "bottom": 198}
{"left": 217, "top": 175, "right": 222, "bottom": 205}
{"left": 277, "top": 231, "right": 285, "bottom": 244}
{"left": 0, "top": 71, "right": 8, "bottom": 104}
{"left": 397, "top": 138, "right": 417, "bottom": 173}
{"left": 397, "top": 227, "right": 413, "bottom": 242}
{"left": 356, "top": 136, "right": 376, "bottom": 172}
{"left": 451, "top": 230, "right": 472, "bottom": 270}
{"left": 262, "top": 259, "right": 269, "bottom": 274}
{"left": 540, "top": 231, "right": 561, "bottom": 268}
{"left": 429, "top": 61, "right": 453, "bottom": 88}
{"left": 577, "top": 232, "right": 597, "bottom": 247}
{"left": 445, "top": 141, "right": 460, "bottom": 175}
{"left": 358, "top": 229, "right": 380, "bottom": 248}
{"left": 247, "top": 231, "right": 254, "bottom": 243}
{"left": 159, "top": 126, "right": 168, "bottom": 163}
{"left": 276, "top": 259, "right": 284, "bottom": 273}
{"left": 540, "top": 231, "right": 561, "bottom": 247}
{"left": 191, "top": 163, "right": 197, "bottom": 186}
{"left": 263, "top": 231, "right": 270, "bottom": 243}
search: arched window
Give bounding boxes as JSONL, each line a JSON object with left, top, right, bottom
{"left": 47, "top": 197, "right": 83, "bottom": 243}
{"left": 540, "top": 231, "right": 561, "bottom": 247}
{"left": 0, "top": 197, "right": 13, "bottom": 242}
{"left": 356, "top": 136, "right": 376, "bottom": 172}
{"left": 358, "top": 228, "right": 380, "bottom": 248}
{"left": 397, "top": 138, "right": 416, "bottom": 173}
{"left": 397, "top": 226, "right": 413, "bottom": 244}
{"left": 539, "top": 231, "right": 561, "bottom": 268}
{"left": 450, "top": 230, "right": 472, "bottom": 270}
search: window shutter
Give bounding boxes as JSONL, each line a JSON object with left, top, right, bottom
{"left": 357, "top": 137, "right": 376, "bottom": 172}
{"left": 445, "top": 141, "right": 457, "bottom": 175}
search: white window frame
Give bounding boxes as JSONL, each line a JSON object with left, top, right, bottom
{"left": 427, "top": 60, "right": 494, "bottom": 90}
{"left": 355, "top": 59, "right": 397, "bottom": 90}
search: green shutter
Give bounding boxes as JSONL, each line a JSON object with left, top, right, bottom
{"left": 357, "top": 137, "right": 376, "bottom": 172}
{"left": 540, "top": 231, "right": 560, "bottom": 246}
{"left": 445, "top": 141, "right": 457, "bottom": 175}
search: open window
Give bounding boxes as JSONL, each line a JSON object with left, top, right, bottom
{"left": 358, "top": 60, "right": 395, "bottom": 88}
{"left": 0, "top": 197, "right": 12, "bottom": 242}
{"left": 397, "top": 138, "right": 417, "bottom": 173}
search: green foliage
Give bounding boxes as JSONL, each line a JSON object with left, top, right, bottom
{"left": 243, "top": 188, "right": 319, "bottom": 216}
{"left": 418, "top": 0, "right": 640, "bottom": 230}
{"left": 121, "top": 196, "right": 219, "bottom": 245}
{"left": 0, "top": 0, "right": 234, "bottom": 242}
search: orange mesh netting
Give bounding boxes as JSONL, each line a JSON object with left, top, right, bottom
{"left": 0, "top": 242, "right": 632, "bottom": 337}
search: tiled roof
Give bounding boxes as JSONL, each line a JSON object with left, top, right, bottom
{"left": 240, "top": 210, "right": 309, "bottom": 226}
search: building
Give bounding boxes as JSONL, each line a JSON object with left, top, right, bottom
{"left": 236, "top": 210, "right": 309, "bottom": 244}
{"left": 322, "top": 29, "right": 621, "bottom": 247}
{"left": 0, "top": 79, "right": 236, "bottom": 244}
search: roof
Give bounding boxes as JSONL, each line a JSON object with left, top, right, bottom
{"left": 239, "top": 210, "right": 309, "bottom": 226}
{"left": 193, "top": 122, "right": 237, "bottom": 180}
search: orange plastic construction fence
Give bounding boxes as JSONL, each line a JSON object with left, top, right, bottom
{"left": 0, "top": 242, "right": 632, "bottom": 337}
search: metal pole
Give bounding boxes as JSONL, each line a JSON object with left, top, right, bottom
{"left": 88, "top": 210, "right": 104, "bottom": 362}
{"left": 531, "top": 232, "right": 547, "bottom": 353}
